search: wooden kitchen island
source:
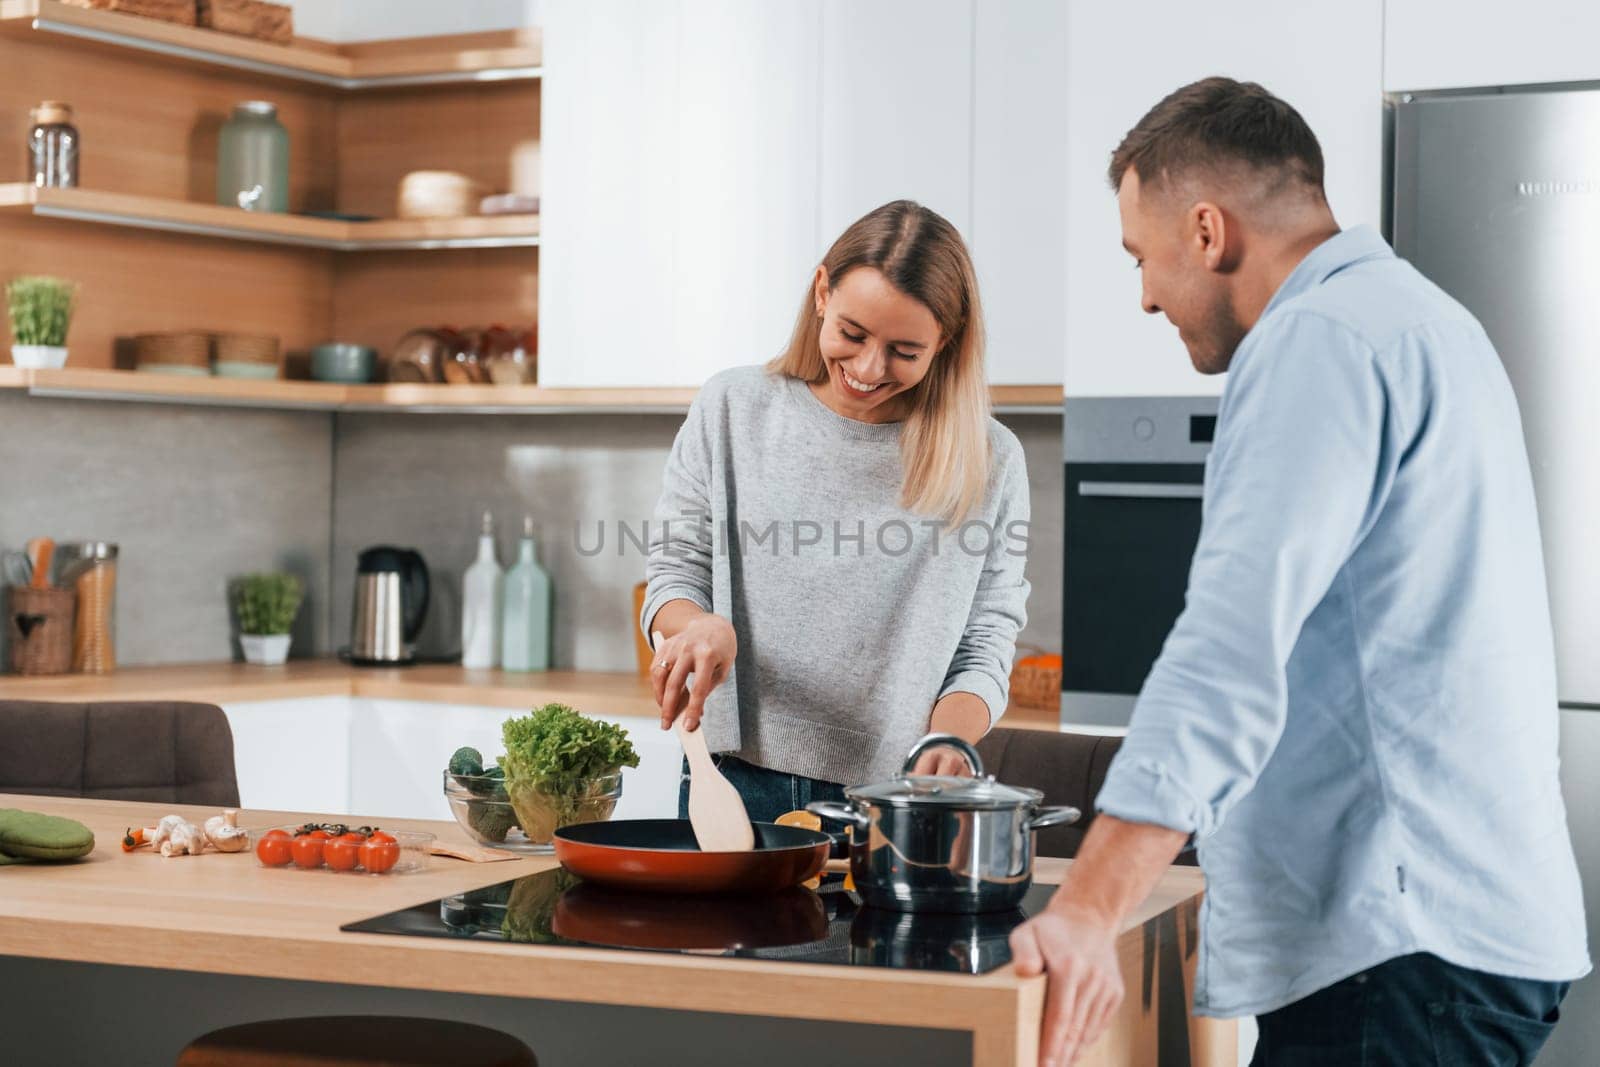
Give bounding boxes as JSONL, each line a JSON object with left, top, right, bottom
{"left": 0, "top": 794, "right": 1232, "bottom": 1067}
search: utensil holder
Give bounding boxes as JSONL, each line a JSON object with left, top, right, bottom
{"left": 8, "top": 586, "right": 75, "bottom": 675}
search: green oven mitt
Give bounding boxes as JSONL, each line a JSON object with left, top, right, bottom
{"left": 0, "top": 809, "right": 96, "bottom": 864}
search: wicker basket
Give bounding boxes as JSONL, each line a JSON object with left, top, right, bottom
{"left": 60, "top": 0, "right": 197, "bottom": 26}
{"left": 134, "top": 331, "right": 212, "bottom": 372}
{"left": 197, "top": 0, "right": 293, "bottom": 44}
{"left": 1009, "top": 645, "right": 1062, "bottom": 710}
{"left": 8, "top": 586, "right": 76, "bottom": 676}
{"left": 214, "top": 332, "right": 280, "bottom": 365}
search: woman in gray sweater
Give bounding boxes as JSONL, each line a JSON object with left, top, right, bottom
{"left": 641, "top": 199, "right": 1031, "bottom": 821}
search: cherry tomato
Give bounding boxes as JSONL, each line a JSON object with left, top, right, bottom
{"left": 255, "top": 828, "right": 292, "bottom": 867}
{"left": 359, "top": 830, "right": 400, "bottom": 874}
{"left": 290, "top": 829, "right": 330, "bottom": 869}
{"left": 323, "top": 832, "right": 366, "bottom": 871}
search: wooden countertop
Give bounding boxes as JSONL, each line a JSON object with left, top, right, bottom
{"left": 0, "top": 794, "right": 1217, "bottom": 1067}
{"left": 0, "top": 659, "right": 1064, "bottom": 731}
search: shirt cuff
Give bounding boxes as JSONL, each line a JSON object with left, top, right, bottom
{"left": 938, "top": 671, "right": 1008, "bottom": 727}
{"left": 639, "top": 585, "right": 712, "bottom": 647}
{"left": 1094, "top": 756, "right": 1208, "bottom": 837}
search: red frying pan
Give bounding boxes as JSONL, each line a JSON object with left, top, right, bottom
{"left": 552, "top": 819, "right": 833, "bottom": 894}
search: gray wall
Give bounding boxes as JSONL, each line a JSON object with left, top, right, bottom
{"left": 0, "top": 393, "right": 332, "bottom": 669}
{"left": 330, "top": 410, "right": 1064, "bottom": 672}
{"left": 0, "top": 392, "right": 1062, "bottom": 675}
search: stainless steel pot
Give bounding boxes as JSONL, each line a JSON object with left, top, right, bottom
{"left": 809, "top": 734, "right": 1079, "bottom": 914}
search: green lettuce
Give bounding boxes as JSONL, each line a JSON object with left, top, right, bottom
{"left": 498, "top": 704, "right": 639, "bottom": 843}
{"left": 499, "top": 703, "right": 639, "bottom": 788}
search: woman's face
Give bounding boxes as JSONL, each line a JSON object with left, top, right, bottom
{"left": 811, "top": 266, "right": 941, "bottom": 424}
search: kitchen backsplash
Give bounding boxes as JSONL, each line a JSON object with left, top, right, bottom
{"left": 0, "top": 392, "right": 1062, "bottom": 672}
{"left": 0, "top": 392, "right": 332, "bottom": 668}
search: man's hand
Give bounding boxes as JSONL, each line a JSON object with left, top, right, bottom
{"left": 1009, "top": 902, "right": 1124, "bottom": 1066}
{"left": 1010, "top": 815, "right": 1189, "bottom": 1066}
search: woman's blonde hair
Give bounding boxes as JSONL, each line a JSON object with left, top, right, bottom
{"left": 767, "top": 200, "right": 990, "bottom": 525}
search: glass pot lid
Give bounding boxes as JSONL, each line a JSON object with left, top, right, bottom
{"left": 846, "top": 773, "right": 1045, "bottom": 811}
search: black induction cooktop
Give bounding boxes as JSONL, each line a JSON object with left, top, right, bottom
{"left": 342, "top": 870, "right": 1057, "bottom": 975}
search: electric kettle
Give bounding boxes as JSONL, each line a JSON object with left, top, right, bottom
{"left": 350, "top": 546, "right": 430, "bottom": 665}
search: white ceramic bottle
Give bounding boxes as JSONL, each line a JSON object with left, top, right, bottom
{"left": 460, "top": 510, "right": 503, "bottom": 669}
{"left": 502, "top": 515, "right": 551, "bottom": 672}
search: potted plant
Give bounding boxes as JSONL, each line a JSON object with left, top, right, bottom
{"left": 6, "top": 275, "right": 76, "bottom": 369}
{"left": 233, "top": 572, "right": 304, "bottom": 666}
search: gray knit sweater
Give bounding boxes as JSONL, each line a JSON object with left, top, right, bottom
{"left": 640, "top": 365, "right": 1031, "bottom": 786}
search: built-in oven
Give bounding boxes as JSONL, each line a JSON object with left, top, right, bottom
{"left": 1061, "top": 396, "right": 1219, "bottom": 728}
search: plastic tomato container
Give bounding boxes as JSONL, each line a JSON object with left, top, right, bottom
{"left": 247, "top": 825, "right": 433, "bottom": 875}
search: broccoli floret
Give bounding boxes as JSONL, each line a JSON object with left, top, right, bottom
{"left": 466, "top": 789, "right": 518, "bottom": 843}
{"left": 450, "top": 746, "right": 485, "bottom": 778}
{"left": 467, "top": 764, "right": 505, "bottom": 797}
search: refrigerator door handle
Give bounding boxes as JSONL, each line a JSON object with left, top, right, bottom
{"left": 1077, "top": 481, "right": 1204, "bottom": 500}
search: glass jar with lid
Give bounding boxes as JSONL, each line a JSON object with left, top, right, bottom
{"left": 217, "top": 101, "right": 290, "bottom": 213}
{"left": 29, "top": 100, "right": 79, "bottom": 189}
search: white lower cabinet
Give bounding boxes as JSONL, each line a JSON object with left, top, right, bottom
{"left": 221, "top": 698, "right": 353, "bottom": 817}
{"left": 223, "top": 697, "right": 682, "bottom": 826}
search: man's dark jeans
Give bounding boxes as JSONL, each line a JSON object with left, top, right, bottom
{"left": 676, "top": 753, "right": 846, "bottom": 823}
{"left": 1251, "top": 952, "right": 1569, "bottom": 1066}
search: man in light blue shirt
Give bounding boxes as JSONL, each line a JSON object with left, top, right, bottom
{"left": 1010, "top": 77, "right": 1590, "bottom": 1066}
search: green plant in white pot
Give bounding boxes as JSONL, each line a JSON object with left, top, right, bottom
{"left": 233, "top": 572, "right": 304, "bottom": 665}
{"left": 6, "top": 275, "right": 76, "bottom": 369}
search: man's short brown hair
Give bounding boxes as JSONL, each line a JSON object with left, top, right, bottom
{"left": 1108, "top": 77, "right": 1325, "bottom": 201}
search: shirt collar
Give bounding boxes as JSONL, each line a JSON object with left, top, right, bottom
{"left": 1261, "top": 225, "right": 1394, "bottom": 317}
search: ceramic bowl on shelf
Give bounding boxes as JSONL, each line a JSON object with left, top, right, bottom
{"left": 310, "top": 343, "right": 377, "bottom": 384}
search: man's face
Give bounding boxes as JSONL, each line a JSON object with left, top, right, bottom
{"left": 1117, "top": 168, "right": 1246, "bottom": 375}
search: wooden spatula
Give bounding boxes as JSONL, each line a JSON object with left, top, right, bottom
{"left": 675, "top": 713, "right": 755, "bottom": 853}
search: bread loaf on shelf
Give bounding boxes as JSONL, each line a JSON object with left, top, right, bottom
{"left": 59, "top": 0, "right": 197, "bottom": 26}
{"left": 196, "top": 0, "right": 294, "bottom": 45}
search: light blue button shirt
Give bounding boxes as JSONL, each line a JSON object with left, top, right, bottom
{"left": 1095, "top": 226, "right": 1591, "bottom": 1017}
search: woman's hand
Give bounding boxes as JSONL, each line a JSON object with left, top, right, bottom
{"left": 908, "top": 692, "right": 991, "bottom": 776}
{"left": 651, "top": 615, "right": 737, "bottom": 732}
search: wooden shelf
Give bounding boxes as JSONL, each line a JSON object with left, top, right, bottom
{"left": 0, "top": 185, "right": 539, "bottom": 250}
{"left": 0, "top": 1, "right": 542, "bottom": 89}
{"left": 0, "top": 368, "right": 1062, "bottom": 414}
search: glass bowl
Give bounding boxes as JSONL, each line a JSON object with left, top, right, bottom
{"left": 444, "top": 769, "right": 622, "bottom": 854}
{"left": 246, "top": 824, "right": 433, "bottom": 875}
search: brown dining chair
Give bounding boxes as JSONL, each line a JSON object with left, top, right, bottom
{"left": 176, "top": 1016, "right": 537, "bottom": 1067}
{"left": 0, "top": 700, "right": 240, "bottom": 806}
{"left": 976, "top": 726, "right": 1199, "bottom": 866}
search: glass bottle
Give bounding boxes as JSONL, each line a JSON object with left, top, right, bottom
{"left": 29, "top": 101, "right": 78, "bottom": 189}
{"left": 461, "top": 510, "right": 504, "bottom": 669}
{"left": 217, "top": 101, "right": 290, "bottom": 213}
{"left": 502, "top": 516, "right": 552, "bottom": 672}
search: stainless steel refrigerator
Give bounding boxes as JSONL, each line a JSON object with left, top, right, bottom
{"left": 1390, "top": 85, "right": 1599, "bottom": 1066}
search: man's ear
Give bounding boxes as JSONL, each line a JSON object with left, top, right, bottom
{"left": 1192, "top": 202, "right": 1229, "bottom": 272}
{"left": 812, "top": 266, "right": 831, "bottom": 318}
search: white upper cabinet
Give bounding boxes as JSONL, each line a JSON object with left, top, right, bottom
{"left": 542, "top": 0, "right": 1071, "bottom": 389}
{"left": 540, "top": 1, "right": 819, "bottom": 387}
{"left": 970, "top": 1, "right": 1070, "bottom": 385}
{"left": 1385, "top": 0, "right": 1600, "bottom": 91}
{"left": 816, "top": 0, "right": 972, "bottom": 241}
{"left": 1063, "top": 0, "right": 1384, "bottom": 397}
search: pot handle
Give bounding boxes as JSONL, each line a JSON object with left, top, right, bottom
{"left": 1026, "top": 806, "right": 1082, "bottom": 832}
{"left": 900, "top": 733, "right": 986, "bottom": 777}
{"left": 806, "top": 800, "right": 869, "bottom": 834}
